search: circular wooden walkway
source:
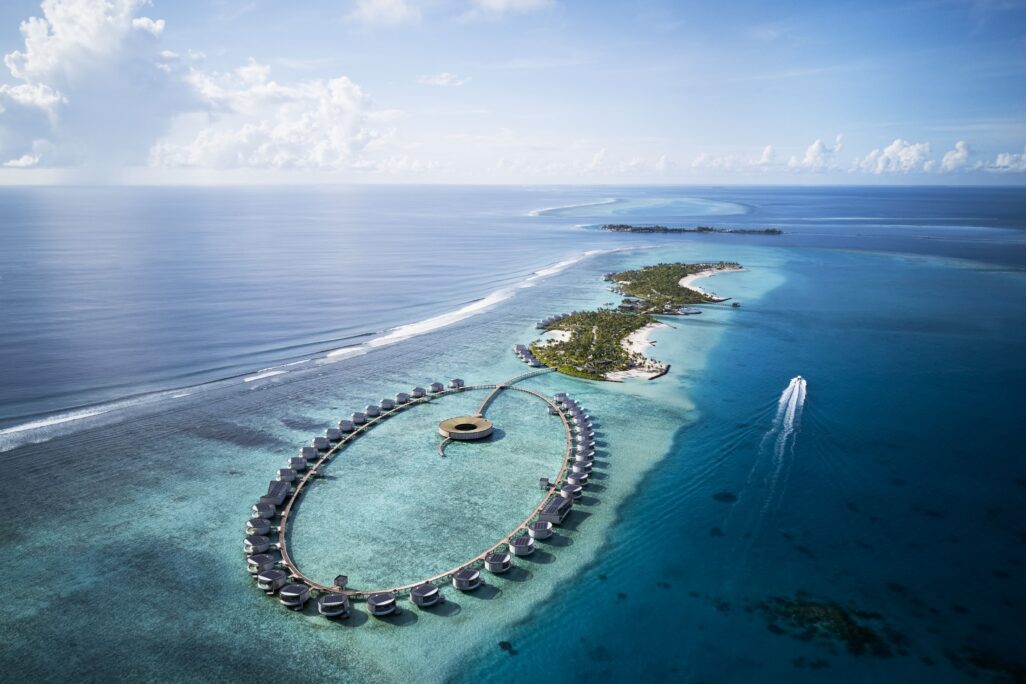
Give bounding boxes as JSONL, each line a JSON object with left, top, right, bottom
{"left": 275, "top": 368, "right": 578, "bottom": 599}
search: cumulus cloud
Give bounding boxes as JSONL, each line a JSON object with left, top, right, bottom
{"left": 4, "top": 152, "right": 41, "bottom": 167}
{"left": 788, "top": 134, "right": 843, "bottom": 172}
{"left": 0, "top": 0, "right": 194, "bottom": 168}
{"left": 854, "top": 138, "right": 932, "bottom": 174}
{"left": 472, "top": 0, "right": 553, "bottom": 14}
{"left": 691, "top": 144, "right": 778, "bottom": 172}
{"left": 151, "top": 60, "right": 382, "bottom": 169}
{"left": 940, "top": 140, "right": 972, "bottom": 172}
{"left": 349, "top": 0, "right": 420, "bottom": 25}
{"left": 989, "top": 145, "right": 1026, "bottom": 172}
{"left": 131, "top": 16, "right": 165, "bottom": 36}
{"left": 418, "top": 72, "right": 469, "bottom": 86}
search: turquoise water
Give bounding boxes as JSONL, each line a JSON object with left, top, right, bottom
{"left": 1, "top": 187, "right": 1024, "bottom": 682}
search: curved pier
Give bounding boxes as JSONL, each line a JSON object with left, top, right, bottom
{"left": 271, "top": 367, "right": 581, "bottom": 600}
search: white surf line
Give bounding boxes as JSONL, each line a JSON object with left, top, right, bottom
{"left": 324, "top": 248, "right": 626, "bottom": 362}
{"left": 528, "top": 197, "right": 617, "bottom": 217}
{"left": 244, "top": 370, "right": 289, "bottom": 382}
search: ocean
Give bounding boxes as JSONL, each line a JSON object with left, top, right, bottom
{"left": 0, "top": 185, "right": 1023, "bottom": 682}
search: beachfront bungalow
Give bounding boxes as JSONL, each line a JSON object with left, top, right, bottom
{"left": 301, "top": 446, "right": 319, "bottom": 460}
{"left": 256, "top": 569, "right": 287, "bottom": 594}
{"left": 367, "top": 592, "right": 398, "bottom": 617}
{"left": 288, "top": 456, "right": 307, "bottom": 472}
{"left": 246, "top": 517, "right": 271, "bottom": 536}
{"left": 247, "top": 553, "right": 277, "bottom": 574}
{"left": 429, "top": 382, "right": 444, "bottom": 393}
{"left": 539, "top": 495, "right": 573, "bottom": 524}
{"left": 452, "top": 568, "right": 481, "bottom": 591}
{"left": 276, "top": 468, "right": 297, "bottom": 483}
{"left": 572, "top": 460, "right": 593, "bottom": 473}
{"left": 244, "top": 534, "right": 270, "bottom": 554}
{"left": 380, "top": 398, "right": 395, "bottom": 411}
{"left": 351, "top": 412, "right": 367, "bottom": 425}
{"left": 365, "top": 405, "right": 381, "bottom": 418}
{"left": 279, "top": 584, "right": 311, "bottom": 610}
{"left": 412, "top": 386, "right": 426, "bottom": 398}
{"left": 326, "top": 428, "right": 341, "bottom": 442}
{"left": 449, "top": 378, "right": 465, "bottom": 389}
{"left": 528, "top": 520, "right": 553, "bottom": 539}
{"left": 395, "top": 392, "right": 410, "bottom": 404}
{"left": 484, "top": 551, "right": 513, "bottom": 574}
{"left": 317, "top": 593, "right": 351, "bottom": 619}
{"left": 411, "top": 583, "right": 443, "bottom": 608}
{"left": 554, "top": 392, "right": 568, "bottom": 402}
{"left": 508, "top": 535, "right": 535, "bottom": 557}
{"left": 312, "top": 436, "right": 329, "bottom": 450}
{"left": 338, "top": 419, "right": 355, "bottom": 433}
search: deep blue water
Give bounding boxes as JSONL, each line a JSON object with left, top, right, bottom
{"left": 1, "top": 185, "right": 1024, "bottom": 682}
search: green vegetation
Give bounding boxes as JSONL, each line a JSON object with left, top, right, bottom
{"left": 612, "top": 261, "right": 741, "bottom": 311}
{"left": 601, "top": 224, "right": 782, "bottom": 235}
{"left": 530, "top": 309, "right": 655, "bottom": 381}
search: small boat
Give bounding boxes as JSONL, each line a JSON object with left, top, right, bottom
{"left": 678, "top": 307, "right": 702, "bottom": 315}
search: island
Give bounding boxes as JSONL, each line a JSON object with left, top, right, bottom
{"left": 600, "top": 224, "right": 782, "bottom": 235}
{"left": 609, "top": 261, "right": 743, "bottom": 310}
{"left": 528, "top": 261, "right": 743, "bottom": 381}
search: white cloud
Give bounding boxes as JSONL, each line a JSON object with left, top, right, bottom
{"left": 349, "top": 0, "right": 420, "bottom": 25}
{"left": 471, "top": 0, "right": 553, "bottom": 14}
{"left": 854, "top": 138, "right": 932, "bottom": 174}
{"left": 0, "top": 82, "right": 64, "bottom": 110}
{"left": 0, "top": 0, "right": 193, "bottom": 167}
{"left": 788, "top": 134, "right": 843, "bottom": 172}
{"left": 4, "top": 152, "right": 41, "bottom": 167}
{"left": 989, "top": 145, "right": 1026, "bottom": 172}
{"left": 940, "top": 140, "right": 972, "bottom": 172}
{"left": 691, "top": 144, "right": 779, "bottom": 172}
{"left": 151, "top": 62, "right": 381, "bottom": 169}
{"left": 131, "top": 17, "right": 165, "bottom": 36}
{"left": 418, "top": 72, "right": 470, "bottom": 86}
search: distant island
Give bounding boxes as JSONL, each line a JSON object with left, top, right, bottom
{"left": 601, "top": 224, "right": 782, "bottom": 235}
{"left": 529, "top": 261, "right": 743, "bottom": 381}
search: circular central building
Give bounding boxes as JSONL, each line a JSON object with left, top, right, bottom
{"left": 438, "top": 415, "right": 494, "bottom": 441}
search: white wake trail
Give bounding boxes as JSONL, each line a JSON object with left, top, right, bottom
{"left": 754, "top": 376, "right": 808, "bottom": 531}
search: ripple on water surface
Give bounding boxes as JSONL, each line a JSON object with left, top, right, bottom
{"left": 288, "top": 388, "right": 567, "bottom": 589}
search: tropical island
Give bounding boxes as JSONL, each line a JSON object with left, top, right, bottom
{"left": 601, "top": 224, "right": 782, "bottom": 235}
{"left": 609, "top": 261, "right": 743, "bottom": 310}
{"left": 529, "top": 261, "right": 743, "bottom": 381}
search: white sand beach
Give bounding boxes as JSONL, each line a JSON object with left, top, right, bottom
{"left": 678, "top": 266, "right": 744, "bottom": 301}
{"left": 606, "top": 322, "right": 669, "bottom": 380}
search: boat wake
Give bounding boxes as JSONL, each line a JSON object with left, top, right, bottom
{"left": 753, "top": 375, "right": 807, "bottom": 528}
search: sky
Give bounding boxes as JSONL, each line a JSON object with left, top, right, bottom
{"left": 0, "top": 0, "right": 1024, "bottom": 184}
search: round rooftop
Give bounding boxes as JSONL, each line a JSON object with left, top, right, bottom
{"left": 438, "top": 415, "right": 494, "bottom": 441}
